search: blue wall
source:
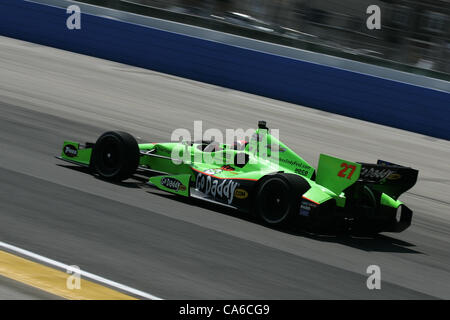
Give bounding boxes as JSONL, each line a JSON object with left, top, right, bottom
{"left": 1, "top": 0, "right": 449, "bottom": 139}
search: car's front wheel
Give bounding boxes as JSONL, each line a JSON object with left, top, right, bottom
{"left": 90, "top": 131, "right": 139, "bottom": 182}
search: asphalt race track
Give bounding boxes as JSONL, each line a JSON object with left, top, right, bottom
{"left": 1, "top": 35, "right": 450, "bottom": 299}
{"left": 0, "top": 275, "right": 62, "bottom": 300}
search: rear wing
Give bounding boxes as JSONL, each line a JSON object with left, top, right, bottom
{"left": 315, "top": 155, "right": 418, "bottom": 200}
{"left": 357, "top": 160, "right": 418, "bottom": 199}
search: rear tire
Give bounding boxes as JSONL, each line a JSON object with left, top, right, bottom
{"left": 255, "top": 173, "right": 310, "bottom": 227}
{"left": 91, "top": 131, "right": 139, "bottom": 181}
{"left": 350, "top": 186, "right": 384, "bottom": 236}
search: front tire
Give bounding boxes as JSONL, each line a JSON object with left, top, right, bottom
{"left": 91, "top": 131, "right": 139, "bottom": 181}
{"left": 255, "top": 174, "right": 310, "bottom": 227}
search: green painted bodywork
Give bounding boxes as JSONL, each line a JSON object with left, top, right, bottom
{"left": 380, "top": 193, "right": 403, "bottom": 208}
{"left": 60, "top": 128, "right": 404, "bottom": 209}
{"left": 60, "top": 141, "right": 92, "bottom": 166}
{"left": 316, "top": 154, "right": 361, "bottom": 196}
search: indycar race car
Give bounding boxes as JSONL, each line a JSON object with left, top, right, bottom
{"left": 57, "top": 121, "right": 418, "bottom": 234}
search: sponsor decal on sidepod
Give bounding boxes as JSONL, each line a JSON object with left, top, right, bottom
{"left": 234, "top": 188, "right": 248, "bottom": 199}
{"left": 195, "top": 173, "right": 239, "bottom": 205}
{"left": 161, "top": 177, "right": 186, "bottom": 191}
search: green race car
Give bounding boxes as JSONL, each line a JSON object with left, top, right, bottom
{"left": 57, "top": 121, "right": 418, "bottom": 234}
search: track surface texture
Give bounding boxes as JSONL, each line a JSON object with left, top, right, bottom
{"left": 0, "top": 275, "right": 62, "bottom": 300}
{"left": 1, "top": 36, "right": 449, "bottom": 299}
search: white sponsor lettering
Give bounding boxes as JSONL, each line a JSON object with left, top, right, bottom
{"left": 196, "top": 174, "right": 239, "bottom": 205}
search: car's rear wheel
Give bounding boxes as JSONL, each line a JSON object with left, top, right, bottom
{"left": 91, "top": 131, "right": 139, "bottom": 181}
{"left": 350, "top": 186, "right": 385, "bottom": 236}
{"left": 255, "top": 174, "right": 310, "bottom": 227}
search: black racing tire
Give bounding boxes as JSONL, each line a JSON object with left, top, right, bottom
{"left": 350, "top": 186, "right": 385, "bottom": 236}
{"left": 90, "top": 131, "right": 139, "bottom": 182}
{"left": 255, "top": 173, "right": 310, "bottom": 227}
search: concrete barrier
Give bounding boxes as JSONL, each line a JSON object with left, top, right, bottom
{"left": 1, "top": 0, "right": 449, "bottom": 139}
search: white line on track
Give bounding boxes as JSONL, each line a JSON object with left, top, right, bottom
{"left": 0, "top": 241, "right": 163, "bottom": 300}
